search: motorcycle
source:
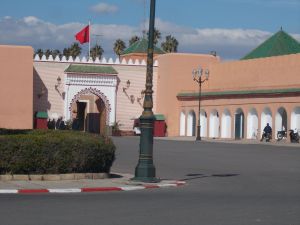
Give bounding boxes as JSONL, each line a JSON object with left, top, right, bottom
{"left": 261, "top": 131, "right": 272, "bottom": 142}
{"left": 289, "top": 130, "right": 300, "bottom": 143}
{"left": 277, "top": 130, "right": 287, "bottom": 141}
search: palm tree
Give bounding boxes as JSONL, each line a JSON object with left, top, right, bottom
{"left": 90, "top": 44, "right": 104, "bottom": 60}
{"left": 68, "top": 43, "right": 81, "bottom": 59}
{"left": 147, "top": 28, "right": 161, "bottom": 45}
{"left": 63, "top": 43, "right": 81, "bottom": 59}
{"left": 161, "top": 35, "right": 179, "bottom": 53}
{"left": 35, "top": 49, "right": 44, "bottom": 58}
{"left": 129, "top": 36, "right": 140, "bottom": 46}
{"left": 52, "top": 49, "right": 62, "bottom": 59}
{"left": 113, "top": 39, "right": 126, "bottom": 59}
{"left": 63, "top": 48, "right": 70, "bottom": 58}
{"left": 45, "top": 49, "right": 52, "bottom": 59}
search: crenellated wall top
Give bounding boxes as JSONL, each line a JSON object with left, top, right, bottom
{"left": 33, "top": 54, "right": 159, "bottom": 67}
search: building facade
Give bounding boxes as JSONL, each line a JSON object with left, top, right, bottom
{"left": 33, "top": 55, "right": 159, "bottom": 134}
{"left": 156, "top": 30, "right": 300, "bottom": 140}
{"left": 1, "top": 30, "right": 300, "bottom": 142}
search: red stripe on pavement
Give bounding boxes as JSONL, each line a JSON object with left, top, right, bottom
{"left": 18, "top": 189, "right": 49, "bottom": 194}
{"left": 81, "top": 187, "right": 122, "bottom": 192}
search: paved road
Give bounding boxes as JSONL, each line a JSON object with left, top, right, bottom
{"left": 0, "top": 137, "right": 299, "bottom": 225}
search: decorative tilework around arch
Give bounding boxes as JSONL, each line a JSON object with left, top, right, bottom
{"left": 69, "top": 87, "right": 111, "bottom": 125}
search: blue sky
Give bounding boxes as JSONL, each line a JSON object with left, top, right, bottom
{"left": 0, "top": 0, "right": 299, "bottom": 59}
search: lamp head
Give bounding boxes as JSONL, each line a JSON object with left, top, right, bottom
{"left": 192, "top": 67, "right": 203, "bottom": 79}
{"left": 57, "top": 76, "right": 62, "bottom": 85}
{"left": 126, "top": 80, "right": 130, "bottom": 89}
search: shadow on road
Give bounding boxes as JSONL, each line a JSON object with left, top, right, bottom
{"left": 180, "top": 173, "right": 239, "bottom": 181}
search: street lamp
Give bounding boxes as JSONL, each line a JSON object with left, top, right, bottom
{"left": 192, "top": 67, "right": 209, "bottom": 141}
{"left": 133, "top": 0, "right": 158, "bottom": 182}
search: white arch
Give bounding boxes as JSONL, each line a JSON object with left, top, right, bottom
{"left": 275, "top": 107, "right": 287, "bottom": 139}
{"left": 221, "top": 109, "right": 231, "bottom": 138}
{"left": 247, "top": 108, "right": 258, "bottom": 139}
{"left": 187, "top": 110, "right": 196, "bottom": 137}
{"left": 261, "top": 107, "right": 272, "bottom": 135}
{"left": 200, "top": 110, "right": 207, "bottom": 137}
{"left": 291, "top": 107, "right": 300, "bottom": 131}
{"left": 209, "top": 110, "right": 219, "bottom": 138}
{"left": 180, "top": 111, "right": 186, "bottom": 136}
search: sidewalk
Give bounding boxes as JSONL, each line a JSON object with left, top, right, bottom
{"left": 0, "top": 173, "right": 185, "bottom": 194}
{"left": 154, "top": 136, "right": 300, "bottom": 148}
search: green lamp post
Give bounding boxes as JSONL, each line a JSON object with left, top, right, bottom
{"left": 133, "top": 0, "right": 158, "bottom": 182}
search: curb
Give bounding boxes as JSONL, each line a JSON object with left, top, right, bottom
{"left": 0, "top": 181, "right": 186, "bottom": 194}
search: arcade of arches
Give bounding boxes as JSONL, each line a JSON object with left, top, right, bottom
{"left": 179, "top": 105, "right": 300, "bottom": 140}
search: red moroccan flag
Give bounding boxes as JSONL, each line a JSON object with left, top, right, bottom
{"left": 75, "top": 25, "right": 90, "bottom": 44}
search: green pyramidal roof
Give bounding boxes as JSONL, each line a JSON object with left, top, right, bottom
{"left": 122, "top": 38, "right": 165, "bottom": 55}
{"left": 242, "top": 30, "right": 300, "bottom": 60}
{"left": 65, "top": 64, "right": 118, "bottom": 74}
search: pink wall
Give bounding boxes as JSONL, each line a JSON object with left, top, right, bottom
{"left": 0, "top": 45, "right": 33, "bottom": 129}
{"left": 210, "top": 54, "right": 300, "bottom": 91}
{"left": 157, "top": 53, "right": 300, "bottom": 136}
{"left": 156, "top": 53, "right": 220, "bottom": 136}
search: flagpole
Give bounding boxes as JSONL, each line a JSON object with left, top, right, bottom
{"left": 89, "top": 21, "right": 91, "bottom": 59}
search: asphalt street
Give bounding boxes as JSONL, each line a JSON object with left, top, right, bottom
{"left": 0, "top": 137, "right": 299, "bottom": 225}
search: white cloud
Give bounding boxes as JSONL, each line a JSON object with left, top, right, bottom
{"left": 0, "top": 16, "right": 299, "bottom": 60}
{"left": 90, "top": 3, "right": 118, "bottom": 14}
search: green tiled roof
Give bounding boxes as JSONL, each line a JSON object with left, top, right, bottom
{"left": 242, "top": 30, "right": 300, "bottom": 60}
{"left": 178, "top": 88, "right": 300, "bottom": 98}
{"left": 65, "top": 64, "right": 118, "bottom": 74}
{"left": 122, "top": 38, "right": 165, "bottom": 55}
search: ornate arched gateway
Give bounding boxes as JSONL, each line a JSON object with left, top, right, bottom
{"left": 64, "top": 64, "right": 118, "bottom": 134}
{"left": 68, "top": 88, "right": 112, "bottom": 134}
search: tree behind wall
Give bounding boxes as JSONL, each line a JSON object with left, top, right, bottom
{"left": 161, "top": 35, "right": 179, "bottom": 53}
{"left": 129, "top": 36, "right": 140, "bottom": 46}
{"left": 90, "top": 44, "right": 104, "bottom": 60}
{"left": 63, "top": 43, "right": 82, "bottom": 60}
{"left": 113, "top": 39, "right": 126, "bottom": 59}
{"left": 35, "top": 49, "right": 44, "bottom": 58}
{"left": 147, "top": 28, "right": 161, "bottom": 45}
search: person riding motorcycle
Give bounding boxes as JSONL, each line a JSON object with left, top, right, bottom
{"left": 261, "top": 123, "right": 272, "bottom": 141}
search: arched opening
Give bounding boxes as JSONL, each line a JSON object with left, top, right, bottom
{"left": 179, "top": 111, "right": 186, "bottom": 136}
{"left": 291, "top": 106, "right": 300, "bottom": 131}
{"left": 71, "top": 94, "right": 107, "bottom": 134}
{"left": 275, "top": 107, "right": 287, "bottom": 139}
{"left": 221, "top": 109, "right": 231, "bottom": 138}
{"left": 187, "top": 110, "right": 196, "bottom": 136}
{"left": 235, "top": 108, "right": 244, "bottom": 139}
{"left": 261, "top": 107, "right": 272, "bottom": 135}
{"left": 200, "top": 109, "right": 207, "bottom": 137}
{"left": 247, "top": 108, "right": 258, "bottom": 139}
{"left": 209, "top": 110, "right": 219, "bottom": 138}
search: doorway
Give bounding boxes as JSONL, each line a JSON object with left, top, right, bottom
{"left": 76, "top": 101, "right": 87, "bottom": 131}
{"left": 235, "top": 109, "right": 244, "bottom": 139}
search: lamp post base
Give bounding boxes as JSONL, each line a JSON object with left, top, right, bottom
{"left": 132, "top": 115, "right": 159, "bottom": 183}
{"left": 132, "top": 163, "right": 159, "bottom": 183}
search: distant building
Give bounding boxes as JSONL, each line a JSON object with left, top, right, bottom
{"left": 157, "top": 30, "right": 300, "bottom": 140}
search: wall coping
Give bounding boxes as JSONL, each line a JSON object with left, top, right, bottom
{"left": 34, "top": 54, "right": 159, "bottom": 67}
